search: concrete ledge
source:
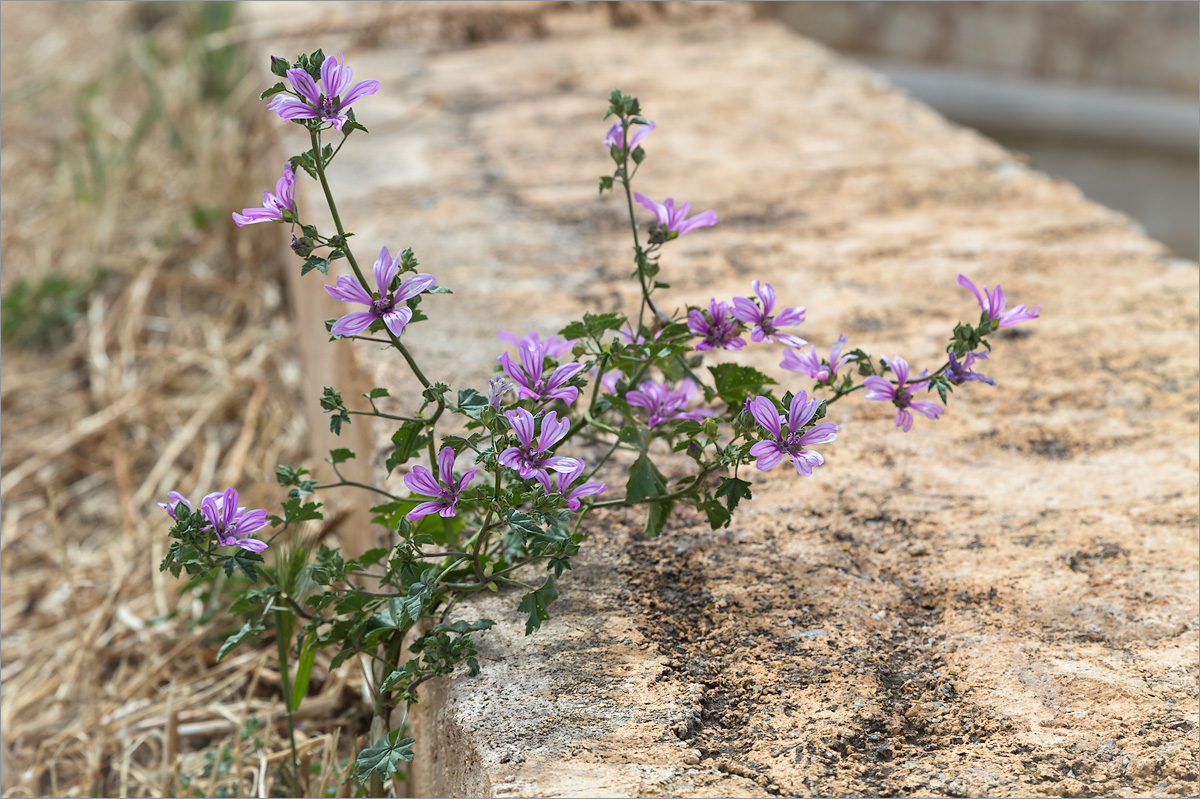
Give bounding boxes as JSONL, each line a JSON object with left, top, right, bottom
{"left": 260, "top": 5, "right": 1200, "bottom": 796}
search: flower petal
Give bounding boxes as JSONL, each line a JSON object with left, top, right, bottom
{"left": 394, "top": 273, "right": 437, "bottom": 302}
{"left": 373, "top": 246, "right": 398, "bottom": 295}
{"left": 330, "top": 311, "right": 378, "bottom": 337}
{"left": 285, "top": 68, "right": 320, "bottom": 105}
{"left": 338, "top": 79, "right": 380, "bottom": 110}
{"left": 382, "top": 307, "right": 413, "bottom": 337}
{"left": 748, "top": 396, "right": 783, "bottom": 439}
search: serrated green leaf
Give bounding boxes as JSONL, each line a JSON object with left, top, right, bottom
{"left": 354, "top": 729, "right": 414, "bottom": 784}
{"left": 643, "top": 499, "right": 674, "bottom": 538}
{"left": 518, "top": 576, "right": 559, "bottom": 635}
{"left": 300, "top": 256, "right": 330, "bottom": 277}
{"left": 715, "top": 476, "right": 753, "bottom": 513}
{"left": 708, "top": 363, "right": 777, "bottom": 407}
{"left": 328, "top": 448, "right": 355, "bottom": 464}
{"left": 259, "top": 81, "right": 287, "bottom": 100}
{"left": 625, "top": 454, "right": 667, "bottom": 504}
{"left": 218, "top": 620, "right": 265, "bottom": 662}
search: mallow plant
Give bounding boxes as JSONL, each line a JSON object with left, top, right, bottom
{"left": 160, "top": 49, "right": 1039, "bottom": 795}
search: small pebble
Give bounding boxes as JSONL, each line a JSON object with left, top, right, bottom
{"left": 906, "top": 541, "right": 928, "bottom": 556}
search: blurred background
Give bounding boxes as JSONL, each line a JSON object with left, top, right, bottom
{"left": 760, "top": 0, "right": 1200, "bottom": 261}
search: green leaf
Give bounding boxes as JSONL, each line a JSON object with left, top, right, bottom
{"left": 456, "top": 388, "right": 488, "bottom": 419}
{"left": 289, "top": 634, "right": 317, "bottom": 711}
{"left": 279, "top": 497, "right": 324, "bottom": 524}
{"left": 327, "top": 448, "right": 355, "bottom": 464}
{"left": 715, "top": 476, "right": 753, "bottom": 513}
{"left": 218, "top": 620, "right": 265, "bottom": 662}
{"left": 517, "top": 576, "right": 559, "bottom": 635}
{"left": 386, "top": 420, "right": 428, "bottom": 472}
{"left": 701, "top": 498, "right": 732, "bottom": 530}
{"left": 625, "top": 454, "right": 667, "bottom": 504}
{"left": 708, "top": 363, "right": 776, "bottom": 407}
{"left": 643, "top": 499, "right": 674, "bottom": 538}
{"left": 220, "top": 549, "right": 266, "bottom": 582}
{"left": 598, "top": 175, "right": 614, "bottom": 194}
{"left": 507, "top": 509, "right": 543, "bottom": 538}
{"left": 259, "top": 81, "right": 287, "bottom": 100}
{"left": 354, "top": 729, "right": 414, "bottom": 784}
{"left": 300, "top": 256, "right": 330, "bottom": 276}
{"left": 365, "top": 387, "right": 390, "bottom": 400}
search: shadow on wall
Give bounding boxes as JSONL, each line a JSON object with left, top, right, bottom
{"left": 761, "top": 0, "right": 1199, "bottom": 261}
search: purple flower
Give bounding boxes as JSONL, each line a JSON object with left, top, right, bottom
{"left": 633, "top": 193, "right": 718, "bottom": 238}
{"left": 232, "top": 163, "right": 295, "bottom": 226}
{"left": 324, "top": 247, "right": 436, "bottom": 337}
{"left": 404, "top": 446, "right": 477, "bottom": 521}
{"left": 497, "top": 339, "right": 585, "bottom": 406}
{"left": 863, "top": 355, "right": 944, "bottom": 432}
{"left": 604, "top": 119, "right": 655, "bottom": 151}
{"left": 730, "top": 281, "right": 807, "bottom": 347}
{"left": 626, "top": 379, "right": 714, "bottom": 429}
{"left": 781, "top": 334, "right": 857, "bottom": 384}
{"left": 688, "top": 299, "right": 745, "bottom": 351}
{"left": 747, "top": 393, "right": 839, "bottom": 477}
{"left": 268, "top": 53, "right": 379, "bottom": 131}
{"left": 160, "top": 488, "right": 269, "bottom": 552}
{"left": 946, "top": 351, "right": 994, "bottom": 386}
{"left": 498, "top": 329, "right": 576, "bottom": 359}
{"left": 498, "top": 408, "right": 580, "bottom": 481}
{"left": 487, "top": 376, "right": 513, "bottom": 409}
{"left": 958, "top": 274, "right": 1040, "bottom": 329}
{"left": 535, "top": 460, "right": 607, "bottom": 511}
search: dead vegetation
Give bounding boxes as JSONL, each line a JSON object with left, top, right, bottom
{"left": 1, "top": 4, "right": 367, "bottom": 796}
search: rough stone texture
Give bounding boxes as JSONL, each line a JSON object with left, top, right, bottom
{"left": 247, "top": 3, "right": 1199, "bottom": 796}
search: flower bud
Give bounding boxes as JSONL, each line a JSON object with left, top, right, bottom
{"left": 291, "top": 236, "right": 315, "bottom": 258}
{"left": 270, "top": 55, "right": 290, "bottom": 78}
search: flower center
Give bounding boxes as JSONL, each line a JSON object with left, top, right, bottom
{"left": 320, "top": 95, "right": 337, "bottom": 116}
{"left": 370, "top": 295, "right": 394, "bottom": 314}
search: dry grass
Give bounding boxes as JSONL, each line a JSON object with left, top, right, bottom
{"left": 1, "top": 4, "right": 368, "bottom": 796}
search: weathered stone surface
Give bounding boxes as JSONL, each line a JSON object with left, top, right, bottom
{"left": 248, "top": 4, "right": 1198, "bottom": 796}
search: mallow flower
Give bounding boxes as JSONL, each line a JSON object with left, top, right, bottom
{"left": 958, "top": 274, "right": 1040, "bottom": 329}
{"left": 268, "top": 52, "right": 379, "bottom": 131}
{"left": 626, "top": 379, "right": 714, "bottom": 429}
{"left": 324, "top": 246, "right": 436, "bottom": 338}
{"left": 232, "top": 163, "right": 295, "bottom": 227}
{"left": 730, "top": 280, "right": 807, "bottom": 347}
{"left": 604, "top": 118, "right": 655, "bottom": 151}
{"left": 945, "top": 351, "right": 994, "bottom": 386}
{"left": 499, "top": 409, "right": 580, "bottom": 481}
{"left": 535, "top": 460, "right": 607, "bottom": 511}
{"left": 747, "top": 392, "right": 839, "bottom": 477}
{"left": 863, "top": 355, "right": 944, "bottom": 432}
{"left": 159, "top": 488, "right": 269, "bottom": 552}
{"left": 781, "top": 334, "right": 857, "bottom": 384}
{"left": 497, "top": 340, "right": 585, "bottom": 406}
{"left": 403, "top": 446, "right": 477, "bottom": 521}
{"left": 688, "top": 299, "right": 745, "bottom": 351}
{"left": 633, "top": 193, "right": 718, "bottom": 239}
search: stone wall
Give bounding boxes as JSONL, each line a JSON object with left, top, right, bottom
{"left": 245, "top": 3, "right": 1199, "bottom": 796}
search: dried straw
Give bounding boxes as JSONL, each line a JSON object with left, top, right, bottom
{"left": 1, "top": 5, "right": 369, "bottom": 796}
